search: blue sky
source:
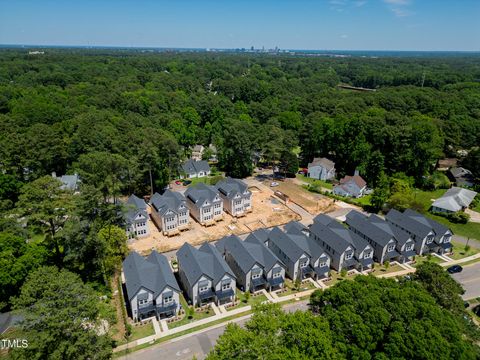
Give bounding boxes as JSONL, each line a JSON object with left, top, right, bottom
{"left": 0, "top": 0, "right": 479, "bottom": 51}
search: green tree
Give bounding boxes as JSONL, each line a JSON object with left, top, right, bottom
{"left": 15, "top": 176, "right": 72, "bottom": 264}
{"left": 97, "top": 225, "right": 128, "bottom": 279}
{"left": 370, "top": 173, "right": 390, "bottom": 212}
{"left": 11, "top": 266, "right": 112, "bottom": 360}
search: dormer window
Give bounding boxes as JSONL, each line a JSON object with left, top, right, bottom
{"left": 363, "top": 251, "right": 372, "bottom": 259}
{"left": 345, "top": 253, "right": 353, "bottom": 260}
{"left": 387, "top": 244, "right": 395, "bottom": 252}
{"left": 426, "top": 235, "right": 434, "bottom": 244}
{"left": 405, "top": 243, "right": 414, "bottom": 251}
{"left": 444, "top": 236, "right": 451, "bottom": 243}
{"left": 299, "top": 260, "right": 308, "bottom": 268}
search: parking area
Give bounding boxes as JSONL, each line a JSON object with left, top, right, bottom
{"left": 128, "top": 183, "right": 300, "bottom": 255}
{"left": 451, "top": 262, "right": 480, "bottom": 300}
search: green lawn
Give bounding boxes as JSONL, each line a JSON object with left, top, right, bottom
{"left": 168, "top": 295, "right": 215, "bottom": 329}
{"left": 127, "top": 322, "right": 155, "bottom": 342}
{"left": 278, "top": 279, "right": 316, "bottom": 297}
{"left": 412, "top": 188, "right": 448, "bottom": 210}
{"left": 450, "top": 241, "right": 480, "bottom": 260}
{"left": 373, "top": 263, "right": 404, "bottom": 274}
{"left": 425, "top": 213, "right": 480, "bottom": 241}
{"left": 296, "top": 174, "right": 333, "bottom": 190}
{"left": 228, "top": 291, "right": 268, "bottom": 310}
{"left": 412, "top": 256, "right": 444, "bottom": 267}
{"left": 185, "top": 174, "right": 224, "bottom": 187}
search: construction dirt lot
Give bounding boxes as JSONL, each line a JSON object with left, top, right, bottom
{"left": 266, "top": 179, "right": 337, "bottom": 215}
{"left": 128, "top": 182, "right": 301, "bottom": 255}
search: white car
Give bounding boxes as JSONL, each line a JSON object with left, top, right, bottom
{"left": 270, "top": 182, "right": 279, "bottom": 187}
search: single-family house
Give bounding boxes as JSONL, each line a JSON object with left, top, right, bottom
{"left": 185, "top": 183, "right": 224, "bottom": 225}
{"left": 333, "top": 172, "right": 367, "bottom": 198}
{"left": 431, "top": 187, "right": 477, "bottom": 214}
{"left": 177, "top": 243, "right": 236, "bottom": 306}
{"left": 436, "top": 158, "right": 458, "bottom": 172}
{"left": 191, "top": 145, "right": 205, "bottom": 162}
{"left": 123, "top": 251, "right": 181, "bottom": 321}
{"left": 150, "top": 190, "right": 190, "bottom": 236}
{"left": 307, "top": 157, "right": 336, "bottom": 181}
{"left": 125, "top": 194, "right": 149, "bottom": 240}
{"left": 283, "top": 221, "right": 309, "bottom": 237}
{"left": 245, "top": 228, "right": 271, "bottom": 247}
{"left": 346, "top": 211, "right": 401, "bottom": 264}
{"left": 448, "top": 167, "right": 475, "bottom": 187}
{"left": 179, "top": 159, "right": 211, "bottom": 179}
{"left": 309, "top": 215, "right": 358, "bottom": 272}
{"left": 52, "top": 172, "right": 80, "bottom": 192}
{"left": 215, "top": 178, "right": 252, "bottom": 217}
{"left": 216, "top": 235, "right": 286, "bottom": 292}
{"left": 268, "top": 226, "right": 331, "bottom": 280}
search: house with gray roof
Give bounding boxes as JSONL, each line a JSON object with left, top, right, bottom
{"left": 448, "top": 167, "right": 475, "bottom": 187}
{"left": 268, "top": 226, "right": 331, "bottom": 280}
{"left": 179, "top": 159, "right": 211, "bottom": 179}
{"left": 215, "top": 178, "right": 252, "bottom": 217}
{"left": 125, "top": 194, "right": 149, "bottom": 240}
{"left": 307, "top": 157, "right": 336, "bottom": 181}
{"left": 123, "top": 251, "right": 181, "bottom": 321}
{"left": 385, "top": 209, "right": 441, "bottom": 255}
{"left": 245, "top": 228, "right": 270, "bottom": 247}
{"left": 150, "top": 190, "right": 190, "bottom": 236}
{"left": 177, "top": 243, "right": 236, "bottom": 306}
{"left": 346, "top": 211, "right": 404, "bottom": 264}
{"left": 431, "top": 187, "right": 477, "bottom": 214}
{"left": 216, "top": 235, "right": 286, "bottom": 292}
{"left": 185, "top": 183, "right": 223, "bottom": 225}
{"left": 333, "top": 172, "right": 367, "bottom": 198}
{"left": 402, "top": 209, "right": 453, "bottom": 254}
{"left": 284, "top": 221, "right": 309, "bottom": 237}
{"left": 309, "top": 215, "right": 359, "bottom": 272}
{"left": 52, "top": 172, "right": 80, "bottom": 192}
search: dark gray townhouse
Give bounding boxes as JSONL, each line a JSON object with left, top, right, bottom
{"left": 177, "top": 242, "right": 236, "bottom": 306}
{"left": 216, "top": 235, "right": 286, "bottom": 292}
{"left": 123, "top": 251, "right": 181, "bottom": 321}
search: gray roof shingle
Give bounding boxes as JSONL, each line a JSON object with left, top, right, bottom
{"left": 215, "top": 178, "right": 250, "bottom": 200}
{"left": 185, "top": 183, "right": 220, "bottom": 208}
{"left": 346, "top": 210, "right": 393, "bottom": 247}
{"left": 151, "top": 190, "right": 187, "bottom": 216}
{"left": 245, "top": 228, "right": 270, "bottom": 245}
{"left": 385, "top": 209, "right": 432, "bottom": 239}
{"left": 123, "top": 251, "right": 180, "bottom": 301}
{"left": 310, "top": 221, "right": 352, "bottom": 254}
{"left": 268, "top": 227, "right": 306, "bottom": 261}
{"left": 180, "top": 160, "right": 210, "bottom": 175}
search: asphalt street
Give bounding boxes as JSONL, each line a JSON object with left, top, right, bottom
{"left": 451, "top": 262, "right": 480, "bottom": 300}
{"left": 119, "top": 300, "right": 309, "bottom": 360}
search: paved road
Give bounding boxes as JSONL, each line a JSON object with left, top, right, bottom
{"left": 452, "top": 235, "right": 480, "bottom": 250}
{"left": 119, "top": 300, "right": 309, "bottom": 360}
{"left": 451, "top": 262, "right": 480, "bottom": 300}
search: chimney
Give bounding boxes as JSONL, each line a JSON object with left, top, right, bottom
{"left": 354, "top": 169, "right": 359, "bottom": 176}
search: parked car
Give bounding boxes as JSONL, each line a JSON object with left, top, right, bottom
{"left": 270, "top": 182, "right": 279, "bottom": 187}
{"left": 182, "top": 180, "right": 192, "bottom": 185}
{"left": 175, "top": 180, "right": 182, "bottom": 185}
{"left": 473, "top": 305, "right": 480, "bottom": 316}
{"left": 447, "top": 265, "right": 463, "bottom": 274}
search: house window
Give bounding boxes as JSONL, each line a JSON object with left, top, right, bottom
{"left": 426, "top": 236, "right": 434, "bottom": 244}
{"left": 299, "top": 260, "right": 308, "bottom": 268}
{"left": 138, "top": 299, "right": 149, "bottom": 306}
{"left": 444, "top": 236, "right": 451, "bottom": 243}
{"left": 199, "top": 285, "right": 209, "bottom": 293}
{"left": 387, "top": 244, "right": 395, "bottom": 252}
{"left": 273, "top": 271, "right": 282, "bottom": 278}
{"left": 251, "top": 272, "right": 261, "bottom": 279}
{"left": 363, "top": 252, "right": 372, "bottom": 259}
{"left": 163, "top": 295, "right": 173, "bottom": 304}
{"left": 405, "top": 243, "right": 414, "bottom": 251}
{"left": 344, "top": 253, "right": 353, "bottom": 260}
{"left": 319, "top": 261, "right": 327, "bottom": 268}
{"left": 222, "top": 282, "right": 231, "bottom": 291}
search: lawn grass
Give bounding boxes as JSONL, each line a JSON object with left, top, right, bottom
{"left": 412, "top": 256, "right": 443, "bottom": 267}
{"left": 412, "top": 188, "right": 448, "bottom": 210}
{"left": 278, "top": 279, "right": 316, "bottom": 297}
{"left": 450, "top": 241, "right": 480, "bottom": 260}
{"left": 425, "top": 213, "right": 480, "bottom": 241}
{"left": 167, "top": 295, "right": 215, "bottom": 329}
{"left": 128, "top": 322, "right": 155, "bottom": 341}
{"left": 186, "top": 175, "right": 224, "bottom": 187}
{"left": 373, "top": 263, "right": 404, "bottom": 274}
{"left": 296, "top": 174, "right": 333, "bottom": 190}
{"left": 228, "top": 291, "right": 268, "bottom": 310}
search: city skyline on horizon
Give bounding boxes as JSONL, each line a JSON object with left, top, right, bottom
{"left": 1, "top": 0, "right": 479, "bottom": 51}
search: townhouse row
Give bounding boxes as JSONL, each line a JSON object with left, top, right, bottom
{"left": 122, "top": 208, "right": 453, "bottom": 321}
{"left": 125, "top": 177, "right": 252, "bottom": 239}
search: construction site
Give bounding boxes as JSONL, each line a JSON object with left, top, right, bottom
{"left": 128, "top": 179, "right": 308, "bottom": 255}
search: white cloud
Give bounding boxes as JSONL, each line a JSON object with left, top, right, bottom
{"left": 340, "top": 34, "right": 349, "bottom": 38}
{"left": 383, "top": 0, "right": 414, "bottom": 17}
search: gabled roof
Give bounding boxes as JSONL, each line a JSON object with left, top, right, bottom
{"left": 180, "top": 159, "right": 210, "bottom": 175}
{"left": 368, "top": 214, "right": 412, "bottom": 246}
{"left": 245, "top": 228, "right": 270, "bottom": 245}
{"left": 339, "top": 175, "right": 366, "bottom": 189}
{"left": 123, "top": 251, "right": 180, "bottom": 301}
{"left": 310, "top": 221, "right": 353, "bottom": 254}
{"left": 449, "top": 167, "right": 472, "bottom": 178}
{"left": 185, "top": 183, "right": 220, "bottom": 207}
{"left": 127, "top": 194, "right": 147, "bottom": 211}
{"left": 326, "top": 214, "right": 371, "bottom": 251}
{"left": 242, "top": 234, "right": 285, "bottom": 272}
{"left": 308, "top": 157, "right": 335, "bottom": 170}
{"left": 346, "top": 210, "right": 394, "bottom": 247}
{"left": 403, "top": 209, "right": 450, "bottom": 237}
{"left": 151, "top": 190, "right": 186, "bottom": 216}
{"left": 216, "top": 235, "right": 263, "bottom": 274}
{"left": 284, "top": 221, "right": 309, "bottom": 236}
{"left": 268, "top": 227, "right": 306, "bottom": 261}
{"left": 385, "top": 209, "right": 433, "bottom": 239}
{"left": 432, "top": 187, "right": 477, "bottom": 212}
{"left": 177, "top": 242, "right": 235, "bottom": 287}
{"left": 313, "top": 214, "right": 336, "bottom": 226}
{"left": 215, "top": 178, "right": 250, "bottom": 200}
{"left": 292, "top": 232, "right": 329, "bottom": 261}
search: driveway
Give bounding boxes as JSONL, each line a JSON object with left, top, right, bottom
{"left": 451, "top": 262, "right": 480, "bottom": 300}
{"left": 118, "top": 300, "right": 309, "bottom": 360}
